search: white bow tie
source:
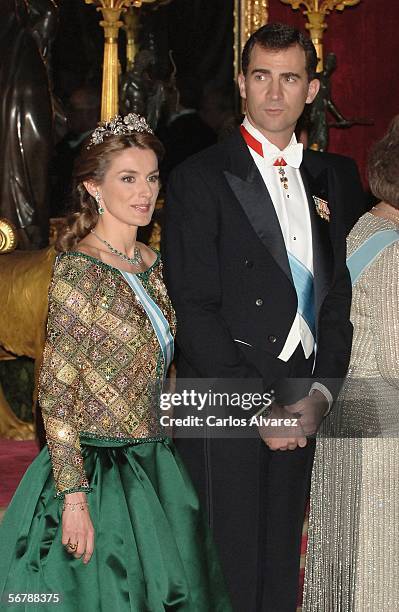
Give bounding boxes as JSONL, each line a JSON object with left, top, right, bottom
{"left": 264, "top": 142, "right": 304, "bottom": 169}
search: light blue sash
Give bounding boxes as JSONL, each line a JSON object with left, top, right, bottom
{"left": 347, "top": 229, "right": 399, "bottom": 286}
{"left": 288, "top": 252, "right": 315, "bottom": 337}
{"left": 120, "top": 271, "right": 174, "bottom": 376}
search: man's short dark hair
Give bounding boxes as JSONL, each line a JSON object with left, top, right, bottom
{"left": 241, "top": 22, "right": 318, "bottom": 81}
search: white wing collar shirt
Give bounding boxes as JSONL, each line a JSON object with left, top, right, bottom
{"left": 241, "top": 116, "right": 315, "bottom": 362}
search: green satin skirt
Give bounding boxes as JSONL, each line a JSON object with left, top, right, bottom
{"left": 0, "top": 436, "right": 232, "bottom": 611}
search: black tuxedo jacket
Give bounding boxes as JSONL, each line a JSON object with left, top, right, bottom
{"left": 163, "top": 128, "right": 366, "bottom": 400}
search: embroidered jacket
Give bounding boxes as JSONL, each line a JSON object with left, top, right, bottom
{"left": 38, "top": 251, "right": 176, "bottom": 497}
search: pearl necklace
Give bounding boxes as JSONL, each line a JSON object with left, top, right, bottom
{"left": 91, "top": 230, "right": 144, "bottom": 267}
{"left": 372, "top": 204, "right": 399, "bottom": 226}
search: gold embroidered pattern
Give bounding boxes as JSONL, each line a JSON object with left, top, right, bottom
{"left": 38, "top": 252, "right": 176, "bottom": 497}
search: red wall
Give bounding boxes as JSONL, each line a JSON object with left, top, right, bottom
{"left": 268, "top": 0, "right": 399, "bottom": 184}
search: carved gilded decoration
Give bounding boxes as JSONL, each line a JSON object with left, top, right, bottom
{"left": 280, "top": 0, "right": 361, "bottom": 70}
{"left": 0, "top": 218, "right": 18, "bottom": 254}
{"left": 234, "top": 0, "right": 269, "bottom": 80}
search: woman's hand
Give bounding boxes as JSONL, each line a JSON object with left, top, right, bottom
{"left": 61, "top": 492, "right": 94, "bottom": 564}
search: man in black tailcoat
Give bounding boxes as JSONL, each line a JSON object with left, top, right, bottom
{"left": 163, "top": 23, "right": 365, "bottom": 612}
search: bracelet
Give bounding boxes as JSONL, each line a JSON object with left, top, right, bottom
{"left": 62, "top": 501, "right": 88, "bottom": 512}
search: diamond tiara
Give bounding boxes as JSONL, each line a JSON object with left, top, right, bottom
{"left": 87, "top": 113, "right": 153, "bottom": 149}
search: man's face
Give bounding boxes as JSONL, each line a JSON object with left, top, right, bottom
{"left": 238, "top": 43, "right": 319, "bottom": 147}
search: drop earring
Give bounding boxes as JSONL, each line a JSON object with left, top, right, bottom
{"left": 95, "top": 190, "right": 104, "bottom": 215}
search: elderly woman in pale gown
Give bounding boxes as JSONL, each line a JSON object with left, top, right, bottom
{"left": 303, "top": 116, "right": 399, "bottom": 612}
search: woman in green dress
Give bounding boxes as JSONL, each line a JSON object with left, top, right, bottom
{"left": 0, "top": 113, "right": 232, "bottom": 611}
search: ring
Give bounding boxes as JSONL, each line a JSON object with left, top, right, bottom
{"left": 65, "top": 541, "right": 78, "bottom": 552}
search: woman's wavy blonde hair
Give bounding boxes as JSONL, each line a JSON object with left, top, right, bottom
{"left": 56, "top": 132, "right": 164, "bottom": 252}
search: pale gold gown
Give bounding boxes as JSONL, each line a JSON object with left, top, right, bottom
{"left": 303, "top": 213, "right": 399, "bottom": 612}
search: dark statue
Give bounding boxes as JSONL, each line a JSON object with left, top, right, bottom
{"left": 309, "top": 53, "right": 373, "bottom": 152}
{"left": 120, "top": 49, "right": 165, "bottom": 131}
{"left": 0, "top": 0, "right": 59, "bottom": 248}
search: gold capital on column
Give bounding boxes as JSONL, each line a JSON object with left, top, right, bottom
{"left": 279, "top": 0, "right": 361, "bottom": 70}
{"left": 85, "top": 1, "right": 134, "bottom": 121}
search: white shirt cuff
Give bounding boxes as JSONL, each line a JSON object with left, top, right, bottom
{"left": 309, "top": 382, "right": 333, "bottom": 416}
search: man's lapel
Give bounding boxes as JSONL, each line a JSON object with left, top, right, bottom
{"left": 300, "top": 154, "right": 334, "bottom": 322}
{"left": 223, "top": 130, "right": 293, "bottom": 284}
{"left": 222, "top": 130, "right": 335, "bottom": 327}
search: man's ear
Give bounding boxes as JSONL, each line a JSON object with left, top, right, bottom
{"left": 305, "top": 78, "right": 320, "bottom": 104}
{"left": 238, "top": 73, "right": 247, "bottom": 101}
{"left": 83, "top": 181, "right": 98, "bottom": 198}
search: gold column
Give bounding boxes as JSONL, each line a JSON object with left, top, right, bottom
{"left": 86, "top": 1, "right": 134, "bottom": 121}
{"left": 279, "top": 0, "right": 361, "bottom": 71}
{"left": 124, "top": 0, "right": 173, "bottom": 70}
{"left": 234, "top": 0, "right": 269, "bottom": 79}
{"left": 123, "top": 7, "right": 140, "bottom": 71}
{"left": 86, "top": 0, "right": 172, "bottom": 120}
